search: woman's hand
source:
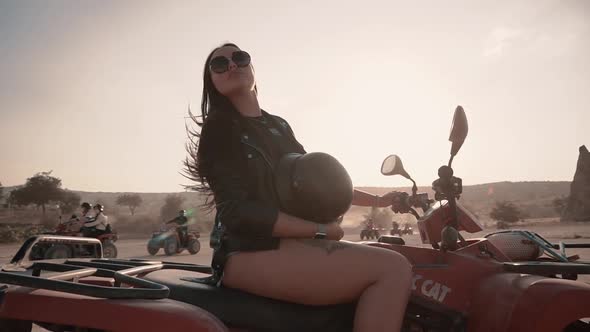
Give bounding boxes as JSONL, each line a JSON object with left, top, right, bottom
{"left": 326, "top": 221, "right": 344, "bottom": 240}
{"left": 382, "top": 191, "right": 410, "bottom": 213}
{"left": 352, "top": 189, "right": 407, "bottom": 208}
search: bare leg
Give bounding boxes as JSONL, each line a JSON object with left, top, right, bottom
{"left": 223, "top": 239, "right": 412, "bottom": 332}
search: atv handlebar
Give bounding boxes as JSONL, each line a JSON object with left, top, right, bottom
{"left": 392, "top": 192, "right": 433, "bottom": 215}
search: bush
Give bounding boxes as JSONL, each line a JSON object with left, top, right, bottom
{"left": 490, "top": 201, "right": 522, "bottom": 224}
{"left": 0, "top": 224, "right": 52, "bottom": 243}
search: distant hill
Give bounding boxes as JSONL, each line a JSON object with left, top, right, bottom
{"left": 354, "top": 181, "right": 570, "bottom": 221}
{"left": 0, "top": 181, "right": 572, "bottom": 231}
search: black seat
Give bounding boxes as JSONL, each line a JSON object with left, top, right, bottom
{"left": 144, "top": 269, "right": 355, "bottom": 332}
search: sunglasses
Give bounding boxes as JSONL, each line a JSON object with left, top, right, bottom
{"left": 209, "top": 50, "right": 251, "bottom": 74}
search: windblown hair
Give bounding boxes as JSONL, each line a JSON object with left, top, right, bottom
{"left": 183, "top": 43, "right": 250, "bottom": 210}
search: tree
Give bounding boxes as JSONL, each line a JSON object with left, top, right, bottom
{"left": 160, "top": 194, "right": 185, "bottom": 221}
{"left": 0, "top": 180, "right": 4, "bottom": 202}
{"left": 490, "top": 201, "right": 521, "bottom": 226}
{"left": 552, "top": 196, "right": 569, "bottom": 216}
{"left": 8, "top": 172, "right": 63, "bottom": 215}
{"left": 116, "top": 194, "right": 143, "bottom": 216}
{"left": 58, "top": 190, "right": 81, "bottom": 215}
{"left": 7, "top": 188, "right": 23, "bottom": 207}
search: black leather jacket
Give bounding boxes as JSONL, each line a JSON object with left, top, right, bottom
{"left": 200, "top": 110, "right": 306, "bottom": 255}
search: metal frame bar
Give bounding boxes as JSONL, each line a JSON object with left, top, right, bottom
{"left": 0, "top": 262, "right": 169, "bottom": 299}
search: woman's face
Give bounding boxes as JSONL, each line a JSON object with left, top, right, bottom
{"left": 209, "top": 45, "right": 255, "bottom": 97}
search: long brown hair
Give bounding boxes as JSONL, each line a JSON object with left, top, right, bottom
{"left": 183, "top": 43, "right": 247, "bottom": 209}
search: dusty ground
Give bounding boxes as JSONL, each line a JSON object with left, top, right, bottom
{"left": 2, "top": 221, "right": 589, "bottom": 266}
{"left": 0, "top": 221, "right": 588, "bottom": 332}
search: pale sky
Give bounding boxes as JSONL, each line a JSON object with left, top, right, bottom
{"left": 1, "top": 0, "right": 588, "bottom": 192}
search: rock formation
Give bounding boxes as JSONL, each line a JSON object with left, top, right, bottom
{"left": 562, "top": 145, "right": 590, "bottom": 222}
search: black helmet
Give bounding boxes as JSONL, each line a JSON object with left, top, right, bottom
{"left": 81, "top": 202, "right": 92, "bottom": 209}
{"left": 94, "top": 204, "right": 104, "bottom": 212}
{"left": 275, "top": 152, "right": 353, "bottom": 224}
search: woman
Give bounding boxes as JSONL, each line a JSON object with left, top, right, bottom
{"left": 81, "top": 204, "right": 108, "bottom": 237}
{"left": 185, "top": 43, "right": 412, "bottom": 332}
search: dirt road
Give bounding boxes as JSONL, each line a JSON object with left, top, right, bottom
{"left": 2, "top": 229, "right": 589, "bottom": 266}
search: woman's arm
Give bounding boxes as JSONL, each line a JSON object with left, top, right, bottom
{"left": 202, "top": 116, "right": 340, "bottom": 239}
{"left": 351, "top": 189, "right": 400, "bottom": 208}
{"left": 271, "top": 211, "right": 342, "bottom": 240}
{"left": 210, "top": 164, "right": 342, "bottom": 240}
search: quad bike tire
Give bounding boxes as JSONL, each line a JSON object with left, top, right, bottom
{"left": 44, "top": 244, "right": 72, "bottom": 259}
{"left": 187, "top": 239, "right": 201, "bottom": 255}
{"left": 164, "top": 238, "right": 178, "bottom": 256}
{"left": 147, "top": 241, "right": 160, "bottom": 256}
{"left": 102, "top": 240, "right": 118, "bottom": 258}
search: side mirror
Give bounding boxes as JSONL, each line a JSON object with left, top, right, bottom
{"left": 449, "top": 105, "right": 468, "bottom": 157}
{"left": 381, "top": 155, "right": 412, "bottom": 180}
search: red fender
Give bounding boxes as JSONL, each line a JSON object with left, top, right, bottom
{"left": 0, "top": 287, "right": 228, "bottom": 332}
{"left": 468, "top": 274, "right": 590, "bottom": 332}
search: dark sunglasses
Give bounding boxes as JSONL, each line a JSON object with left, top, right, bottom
{"left": 209, "top": 50, "right": 251, "bottom": 74}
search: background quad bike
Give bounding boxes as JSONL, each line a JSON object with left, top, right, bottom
{"left": 41, "top": 223, "right": 118, "bottom": 259}
{"left": 147, "top": 225, "right": 201, "bottom": 256}
{"left": 391, "top": 226, "right": 414, "bottom": 236}
{"left": 42, "top": 233, "right": 118, "bottom": 259}
{"left": 359, "top": 227, "right": 381, "bottom": 240}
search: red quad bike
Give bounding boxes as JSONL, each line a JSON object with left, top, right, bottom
{"left": 146, "top": 224, "right": 201, "bottom": 256}
{"left": 20, "top": 235, "right": 104, "bottom": 263}
{"left": 1, "top": 106, "right": 590, "bottom": 332}
{"left": 44, "top": 219, "right": 119, "bottom": 259}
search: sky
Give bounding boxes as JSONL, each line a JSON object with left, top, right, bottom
{"left": 0, "top": 0, "right": 588, "bottom": 192}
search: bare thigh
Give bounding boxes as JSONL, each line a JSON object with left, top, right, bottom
{"left": 222, "top": 239, "right": 411, "bottom": 306}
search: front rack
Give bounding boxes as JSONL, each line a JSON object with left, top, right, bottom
{"left": 0, "top": 261, "right": 169, "bottom": 299}
{"left": 0, "top": 258, "right": 214, "bottom": 300}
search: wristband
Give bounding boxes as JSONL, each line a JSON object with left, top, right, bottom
{"left": 314, "top": 224, "right": 328, "bottom": 239}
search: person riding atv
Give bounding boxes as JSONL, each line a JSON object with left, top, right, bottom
{"left": 390, "top": 221, "right": 401, "bottom": 236}
{"left": 166, "top": 210, "right": 189, "bottom": 246}
{"left": 68, "top": 202, "right": 93, "bottom": 233}
{"left": 402, "top": 223, "right": 413, "bottom": 235}
{"left": 145, "top": 210, "right": 198, "bottom": 256}
{"left": 46, "top": 202, "right": 92, "bottom": 236}
{"left": 81, "top": 204, "right": 110, "bottom": 238}
{"left": 79, "top": 204, "right": 118, "bottom": 257}
{"left": 360, "top": 218, "right": 381, "bottom": 240}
